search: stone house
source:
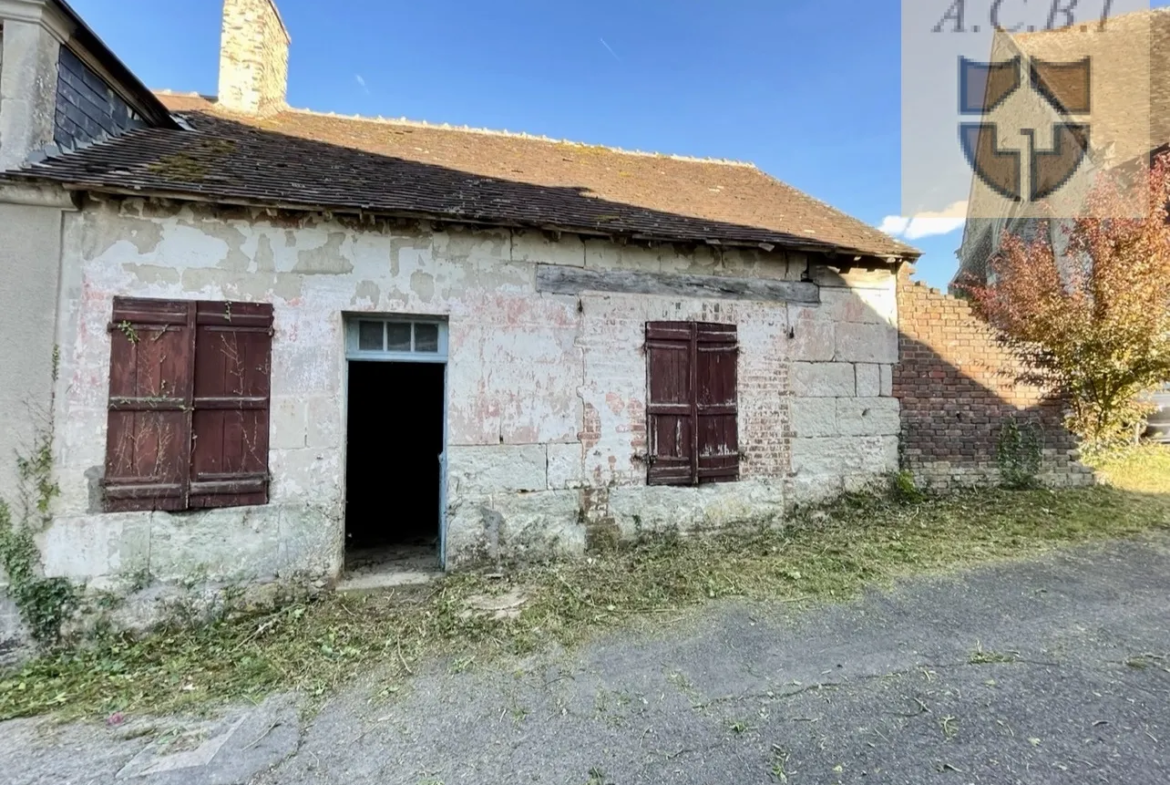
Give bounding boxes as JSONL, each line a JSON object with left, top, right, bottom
{"left": 0, "top": 0, "right": 922, "bottom": 630}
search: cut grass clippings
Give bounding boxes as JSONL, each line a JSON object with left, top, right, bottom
{"left": 2, "top": 483, "right": 1169, "bottom": 722}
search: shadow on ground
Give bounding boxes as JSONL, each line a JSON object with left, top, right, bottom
{"left": 4, "top": 533, "right": 1170, "bottom": 785}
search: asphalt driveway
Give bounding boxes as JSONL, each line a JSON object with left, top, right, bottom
{"left": 4, "top": 534, "right": 1170, "bottom": 785}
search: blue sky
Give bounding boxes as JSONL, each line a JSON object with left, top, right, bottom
{"left": 67, "top": 0, "right": 1161, "bottom": 288}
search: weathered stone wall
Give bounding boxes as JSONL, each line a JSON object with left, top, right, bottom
{"left": 894, "top": 272, "right": 1093, "bottom": 489}
{"left": 0, "top": 17, "right": 61, "bottom": 170}
{"left": 0, "top": 194, "right": 906, "bottom": 611}
{"left": 786, "top": 269, "right": 901, "bottom": 503}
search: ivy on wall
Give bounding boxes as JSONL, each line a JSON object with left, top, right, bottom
{"left": 0, "top": 347, "right": 78, "bottom": 646}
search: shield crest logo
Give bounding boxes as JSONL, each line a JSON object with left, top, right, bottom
{"left": 958, "top": 56, "right": 1092, "bottom": 203}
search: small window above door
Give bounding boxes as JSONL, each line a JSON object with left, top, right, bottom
{"left": 346, "top": 317, "right": 448, "bottom": 361}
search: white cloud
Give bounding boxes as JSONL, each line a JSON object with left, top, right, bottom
{"left": 355, "top": 74, "right": 369, "bottom": 94}
{"left": 879, "top": 216, "right": 911, "bottom": 235}
{"left": 880, "top": 201, "right": 967, "bottom": 240}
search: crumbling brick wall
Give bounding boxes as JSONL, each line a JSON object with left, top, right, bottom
{"left": 894, "top": 271, "right": 1092, "bottom": 488}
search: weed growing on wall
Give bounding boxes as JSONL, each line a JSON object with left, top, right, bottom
{"left": 890, "top": 471, "right": 927, "bottom": 504}
{"left": 0, "top": 347, "right": 78, "bottom": 646}
{"left": 996, "top": 417, "right": 1043, "bottom": 489}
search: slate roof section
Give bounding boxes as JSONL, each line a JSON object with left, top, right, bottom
{"left": 6, "top": 93, "right": 917, "bottom": 260}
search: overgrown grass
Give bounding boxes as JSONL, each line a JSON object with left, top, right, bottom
{"left": 2, "top": 482, "right": 1168, "bottom": 722}
{"left": 1087, "top": 443, "right": 1170, "bottom": 494}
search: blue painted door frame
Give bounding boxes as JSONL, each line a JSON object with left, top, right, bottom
{"left": 344, "top": 317, "right": 449, "bottom": 568}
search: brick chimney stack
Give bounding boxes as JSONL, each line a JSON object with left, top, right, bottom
{"left": 217, "top": 0, "right": 290, "bottom": 115}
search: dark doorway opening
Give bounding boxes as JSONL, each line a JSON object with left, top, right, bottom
{"left": 345, "top": 360, "right": 444, "bottom": 570}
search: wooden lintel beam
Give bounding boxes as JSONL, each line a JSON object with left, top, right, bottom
{"left": 535, "top": 264, "right": 820, "bottom": 305}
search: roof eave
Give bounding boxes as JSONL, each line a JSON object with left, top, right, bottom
{"left": 1, "top": 171, "right": 916, "bottom": 263}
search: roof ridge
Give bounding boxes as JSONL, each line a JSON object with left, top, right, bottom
{"left": 154, "top": 90, "right": 759, "bottom": 167}
{"left": 271, "top": 104, "right": 760, "bottom": 168}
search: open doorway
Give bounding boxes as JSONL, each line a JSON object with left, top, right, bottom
{"left": 345, "top": 360, "right": 445, "bottom": 572}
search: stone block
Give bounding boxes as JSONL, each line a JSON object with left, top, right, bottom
{"left": 819, "top": 287, "right": 878, "bottom": 324}
{"left": 787, "top": 306, "right": 835, "bottom": 361}
{"left": 305, "top": 395, "right": 343, "bottom": 450}
{"left": 856, "top": 363, "right": 881, "bottom": 397}
{"left": 836, "top": 398, "right": 901, "bottom": 437}
{"left": 844, "top": 474, "right": 886, "bottom": 494}
{"left": 443, "top": 491, "right": 582, "bottom": 565}
{"left": 784, "top": 474, "right": 844, "bottom": 506}
{"left": 512, "top": 231, "right": 585, "bottom": 267}
{"left": 491, "top": 490, "right": 584, "bottom": 561}
{"left": 443, "top": 495, "right": 494, "bottom": 566}
{"left": 36, "top": 512, "right": 151, "bottom": 580}
{"left": 269, "top": 396, "right": 305, "bottom": 450}
{"left": 608, "top": 481, "right": 785, "bottom": 538}
{"left": 607, "top": 486, "right": 703, "bottom": 536}
{"left": 790, "top": 435, "right": 899, "bottom": 478}
{"left": 880, "top": 364, "right": 894, "bottom": 396}
{"left": 791, "top": 362, "right": 855, "bottom": 397}
{"left": 279, "top": 506, "right": 341, "bottom": 578}
{"left": 547, "top": 442, "right": 585, "bottom": 489}
{"left": 447, "top": 444, "right": 548, "bottom": 494}
{"left": 812, "top": 267, "right": 897, "bottom": 292}
{"left": 789, "top": 397, "right": 838, "bottom": 437}
{"left": 268, "top": 448, "right": 344, "bottom": 506}
{"left": 834, "top": 322, "right": 898, "bottom": 364}
{"left": 149, "top": 505, "right": 284, "bottom": 582}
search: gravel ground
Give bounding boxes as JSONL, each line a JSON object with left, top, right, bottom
{"left": 3, "top": 534, "right": 1169, "bottom": 785}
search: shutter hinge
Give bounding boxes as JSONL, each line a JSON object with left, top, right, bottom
{"left": 633, "top": 452, "right": 656, "bottom": 465}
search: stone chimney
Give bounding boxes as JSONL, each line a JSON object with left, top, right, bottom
{"left": 217, "top": 0, "right": 290, "bottom": 115}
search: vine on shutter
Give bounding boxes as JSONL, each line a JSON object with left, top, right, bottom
{"left": 645, "top": 321, "right": 739, "bottom": 486}
{"left": 695, "top": 323, "right": 739, "bottom": 483}
{"left": 102, "top": 297, "right": 273, "bottom": 512}
{"left": 103, "top": 298, "right": 196, "bottom": 511}
{"left": 189, "top": 301, "right": 273, "bottom": 509}
{"left": 646, "top": 322, "right": 695, "bottom": 485}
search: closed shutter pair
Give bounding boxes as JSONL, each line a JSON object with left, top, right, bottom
{"left": 103, "top": 297, "right": 273, "bottom": 512}
{"left": 645, "top": 321, "right": 740, "bottom": 486}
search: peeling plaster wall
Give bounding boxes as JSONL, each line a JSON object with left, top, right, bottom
{"left": 36, "top": 196, "right": 901, "bottom": 589}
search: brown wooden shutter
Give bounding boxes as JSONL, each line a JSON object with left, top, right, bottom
{"left": 103, "top": 298, "right": 196, "bottom": 512}
{"left": 645, "top": 321, "right": 739, "bottom": 486}
{"left": 695, "top": 323, "right": 739, "bottom": 483}
{"left": 189, "top": 301, "right": 273, "bottom": 509}
{"left": 646, "top": 322, "right": 695, "bottom": 485}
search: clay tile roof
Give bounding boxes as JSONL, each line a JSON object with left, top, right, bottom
{"left": 7, "top": 92, "right": 917, "bottom": 259}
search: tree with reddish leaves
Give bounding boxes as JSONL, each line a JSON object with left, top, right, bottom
{"left": 966, "top": 156, "right": 1170, "bottom": 449}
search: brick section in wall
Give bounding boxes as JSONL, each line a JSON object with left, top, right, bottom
{"left": 54, "top": 47, "right": 141, "bottom": 148}
{"left": 739, "top": 352, "right": 791, "bottom": 479}
{"left": 894, "top": 271, "right": 1093, "bottom": 488}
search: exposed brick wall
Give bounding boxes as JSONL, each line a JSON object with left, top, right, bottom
{"left": 894, "top": 271, "right": 1092, "bottom": 488}
{"left": 738, "top": 350, "right": 792, "bottom": 482}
